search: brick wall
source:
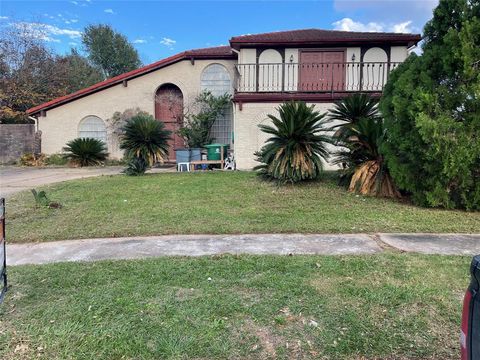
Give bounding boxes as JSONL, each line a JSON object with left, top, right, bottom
{"left": 0, "top": 124, "right": 37, "bottom": 164}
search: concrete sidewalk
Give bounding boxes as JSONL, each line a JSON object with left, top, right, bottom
{"left": 379, "top": 233, "right": 480, "bottom": 255}
{"left": 6, "top": 234, "right": 381, "bottom": 265}
{"left": 6, "top": 233, "right": 480, "bottom": 266}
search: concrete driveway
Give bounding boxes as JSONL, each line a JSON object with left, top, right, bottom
{"left": 0, "top": 166, "right": 123, "bottom": 198}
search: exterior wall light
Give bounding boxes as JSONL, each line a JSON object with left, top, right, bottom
{"left": 351, "top": 53, "right": 356, "bottom": 62}
{"left": 289, "top": 54, "right": 294, "bottom": 63}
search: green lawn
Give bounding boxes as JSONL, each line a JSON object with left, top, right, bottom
{"left": 0, "top": 253, "right": 469, "bottom": 359}
{"left": 7, "top": 171, "right": 480, "bottom": 243}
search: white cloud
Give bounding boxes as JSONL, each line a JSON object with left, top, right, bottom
{"left": 11, "top": 22, "right": 82, "bottom": 43}
{"left": 44, "top": 24, "right": 81, "bottom": 38}
{"left": 104, "top": 9, "right": 115, "bottom": 14}
{"left": 332, "top": 18, "right": 383, "bottom": 32}
{"left": 392, "top": 20, "right": 413, "bottom": 33}
{"left": 0, "top": 16, "right": 8, "bottom": 20}
{"left": 71, "top": 0, "right": 89, "bottom": 5}
{"left": 332, "top": 17, "right": 415, "bottom": 33}
{"left": 69, "top": 42, "right": 78, "bottom": 46}
{"left": 133, "top": 39, "right": 147, "bottom": 44}
{"left": 160, "top": 37, "right": 176, "bottom": 47}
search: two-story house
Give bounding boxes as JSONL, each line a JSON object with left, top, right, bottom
{"left": 27, "top": 29, "right": 421, "bottom": 169}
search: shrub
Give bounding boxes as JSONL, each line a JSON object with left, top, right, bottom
{"left": 62, "top": 138, "right": 108, "bottom": 167}
{"left": 178, "top": 91, "right": 232, "bottom": 148}
{"left": 31, "top": 189, "right": 61, "bottom": 208}
{"left": 104, "top": 158, "right": 126, "bottom": 166}
{"left": 120, "top": 113, "right": 171, "bottom": 166}
{"left": 329, "top": 94, "right": 399, "bottom": 198}
{"left": 254, "top": 101, "right": 330, "bottom": 183}
{"left": 380, "top": 0, "right": 480, "bottom": 210}
{"left": 107, "top": 108, "right": 148, "bottom": 142}
{"left": 122, "top": 157, "right": 148, "bottom": 176}
{"left": 45, "top": 153, "right": 68, "bottom": 166}
{"left": 19, "top": 153, "right": 46, "bottom": 166}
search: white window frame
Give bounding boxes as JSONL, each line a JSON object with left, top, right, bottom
{"left": 78, "top": 116, "right": 107, "bottom": 143}
{"left": 200, "top": 63, "right": 232, "bottom": 97}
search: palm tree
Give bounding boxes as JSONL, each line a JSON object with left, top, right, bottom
{"left": 63, "top": 138, "right": 108, "bottom": 167}
{"left": 328, "top": 93, "right": 380, "bottom": 124}
{"left": 254, "top": 101, "right": 330, "bottom": 183}
{"left": 120, "top": 114, "right": 171, "bottom": 166}
{"left": 329, "top": 94, "right": 399, "bottom": 198}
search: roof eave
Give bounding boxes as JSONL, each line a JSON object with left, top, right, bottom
{"left": 229, "top": 35, "right": 422, "bottom": 50}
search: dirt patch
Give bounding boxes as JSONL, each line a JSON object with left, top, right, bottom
{"left": 232, "top": 286, "right": 263, "bottom": 305}
{"left": 174, "top": 287, "right": 202, "bottom": 302}
{"left": 242, "top": 319, "right": 284, "bottom": 359}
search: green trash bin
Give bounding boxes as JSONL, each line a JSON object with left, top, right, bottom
{"left": 204, "top": 144, "right": 229, "bottom": 161}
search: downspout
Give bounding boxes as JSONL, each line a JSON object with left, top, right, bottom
{"left": 28, "top": 116, "right": 38, "bottom": 132}
{"left": 407, "top": 42, "right": 419, "bottom": 55}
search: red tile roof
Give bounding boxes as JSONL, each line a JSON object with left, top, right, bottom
{"left": 28, "top": 46, "right": 235, "bottom": 115}
{"left": 230, "top": 29, "right": 421, "bottom": 48}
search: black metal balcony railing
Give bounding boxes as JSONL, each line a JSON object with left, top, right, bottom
{"left": 235, "top": 62, "right": 401, "bottom": 93}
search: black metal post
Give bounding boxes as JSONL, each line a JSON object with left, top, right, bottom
{"left": 0, "top": 198, "right": 7, "bottom": 304}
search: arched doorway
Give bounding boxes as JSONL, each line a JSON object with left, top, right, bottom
{"left": 155, "top": 84, "right": 184, "bottom": 161}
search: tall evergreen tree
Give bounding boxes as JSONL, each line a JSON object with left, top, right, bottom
{"left": 380, "top": 0, "right": 480, "bottom": 210}
{"left": 58, "top": 49, "right": 104, "bottom": 93}
{"left": 82, "top": 24, "right": 141, "bottom": 78}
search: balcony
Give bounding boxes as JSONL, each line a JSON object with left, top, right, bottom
{"left": 234, "top": 62, "right": 401, "bottom": 99}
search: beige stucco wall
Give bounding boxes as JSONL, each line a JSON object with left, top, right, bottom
{"left": 258, "top": 49, "right": 283, "bottom": 92}
{"left": 391, "top": 46, "right": 408, "bottom": 63}
{"left": 38, "top": 59, "right": 236, "bottom": 158}
{"left": 284, "top": 49, "right": 299, "bottom": 91}
{"left": 238, "top": 49, "right": 256, "bottom": 92}
{"left": 234, "top": 101, "right": 340, "bottom": 171}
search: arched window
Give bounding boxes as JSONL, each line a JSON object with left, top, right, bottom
{"left": 362, "top": 47, "right": 388, "bottom": 91}
{"left": 201, "top": 64, "right": 233, "bottom": 145}
{"left": 78, "top": 116, "right": 107, "bottom": 143}
{"left": 201, "top": 64, "right": 232, "bottom": 96}
{"left": 258, "top": 49, "right": 283, "bottom": 91}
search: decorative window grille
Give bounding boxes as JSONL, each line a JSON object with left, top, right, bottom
{"left": 78, "top": 116, "right": 107, "bottom": 143}
{"left": 201, "top": 64, "right": 233, "bottom": 145}
{"left": 200, "top": 64, "right": 232, "bottom": 96}
{"left": 210, "top": 105, "right": 233, "bottom": 145}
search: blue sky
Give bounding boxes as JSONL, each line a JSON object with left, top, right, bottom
{"left": 0, "top": 0, "right": 438, "bottom": 64}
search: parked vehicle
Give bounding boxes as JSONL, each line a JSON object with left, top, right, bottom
{"left": 461, "top": 255, "right": 480, "bottom": 359}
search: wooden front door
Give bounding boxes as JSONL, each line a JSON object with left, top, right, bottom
{"left": 299, "top": 51, "right": 345, "bottom": 91}
{"left": 155, "top": 84, "right": 184, "bottom": 161}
